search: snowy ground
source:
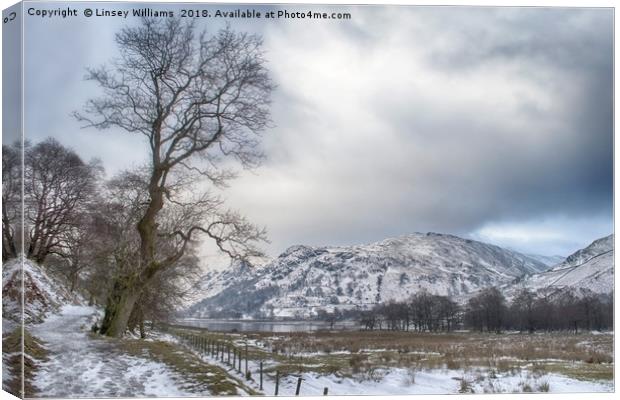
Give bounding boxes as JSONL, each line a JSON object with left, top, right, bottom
{"left": 165, "top": 329, "right": 614, "bottom": 396}
{"left": 16, "top": 304, "right": 614, "bottom": 397}
{"left": 30, "top": 305, "right": 196, "bottom": 398}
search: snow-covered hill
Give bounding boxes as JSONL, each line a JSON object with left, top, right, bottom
{"left": 509, "top": 235, "right": 614, "bottom": 297}
{"left": 523, "top": 253, "right": 565, "bottom": 267}
{"left": 187, "top": 232, "right": 551, "bottom": 318}
{"left": 2, "top": 257, "right": 75, "bottom": 325}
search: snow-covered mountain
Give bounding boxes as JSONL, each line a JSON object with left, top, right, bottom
{"left": 523, "top": 253, "right": 565, "bottom": 267}
{"left": 187, "top": 232, "right": 551, "bottom": 319}
{"left": 509, "top": 235, "right": 614, "bottom": 297}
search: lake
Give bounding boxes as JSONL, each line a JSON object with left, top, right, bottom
{"left": 173, "top": 318, "right": 361, "bottom": 333}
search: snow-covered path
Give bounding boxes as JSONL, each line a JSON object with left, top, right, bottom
{"left": 30, "top": 305, "right": 195, "bottom": 398}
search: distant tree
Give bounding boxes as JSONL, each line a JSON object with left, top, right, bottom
{"left": 410, "top": 290, "right": 435, "bottom": 331}
{"left": 436, "top": 295, "right": 460, "bottom": 332}
{"left": 2, "top": 142, "right": 21, "bottom": 260}
{"left": 510, "top": 289, "right": 536, "bottom": 333}
{"left": 359, "top": 309, "right": 377, "bottom": 330}
{"left": 465, "top": 287, "right": 507, "bottom": 333}
{"left": 74, "top": 18, "right": 274, "bottom": 337}
{"left": 532, "top": 295, "right": 555, "bottom": 332}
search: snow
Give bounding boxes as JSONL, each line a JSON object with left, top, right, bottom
{"left": 163, "top": 333, "right": 612, "bottom": 396}
{"left": 508, "top": 234, "right": 614, "bottom": 298}
{"left": 188, "top": 232, "right": 554, "bottom": 318}
{"left": 2, "top": 257, "right": 77, "bottom": 324}
{"left": 30, "top": 305, "right": 197, "bottom": 397}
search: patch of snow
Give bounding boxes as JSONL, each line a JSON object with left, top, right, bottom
{"left": 30, "top": 305, "right": 198, "bottom": 397}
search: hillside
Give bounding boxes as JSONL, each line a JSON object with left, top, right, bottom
{"left": 2, "top": 257, "right": 75, "bottom": 327}
{"left": 510, "top": 235, "right": 614, "bottom": 297}
{"left": 187, "top": 232, "right": 550, "bottom": 318}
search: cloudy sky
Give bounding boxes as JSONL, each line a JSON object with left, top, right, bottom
{"left": 21, "top": 3, "right": 613, "bottom": 261}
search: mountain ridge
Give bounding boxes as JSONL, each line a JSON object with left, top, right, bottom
{"left": 187, "top": 232, "right": 563, "bottom": 319}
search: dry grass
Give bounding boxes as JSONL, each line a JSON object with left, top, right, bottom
{"left": 2, "top": 328, "right": 49, "bottom": 397}
{"left": 170, "top": 327, "right": 613, "bottom": 384}
{"left": 115, "top": 337, "right": 259, "bottom": 396}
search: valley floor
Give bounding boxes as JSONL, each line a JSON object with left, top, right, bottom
{"left": 4, "top": 307, "right": 614, "bottom": 397}
{"left": 162, "top": 326, "right": 614, "bottom": 395}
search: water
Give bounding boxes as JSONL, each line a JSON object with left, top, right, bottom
{"left": 173, "top": 318, "right": 360, "bottom": 333}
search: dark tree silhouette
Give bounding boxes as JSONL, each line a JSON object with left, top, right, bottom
{"left": 465, "top": 287, "right": 507, "bottom": 333}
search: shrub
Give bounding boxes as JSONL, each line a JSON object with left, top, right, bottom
{"left": 537, "top": 381, "right": 550, "bottom": 392}
{"left": 459, "top": 378, "right": 472, "bottom": 393}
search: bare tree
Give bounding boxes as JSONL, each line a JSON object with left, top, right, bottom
{"left": 74, "top": 18, "right": 274, "bottom": 336}
{"left": 510, "top": 288, "right": 537, "bottom": 333}
{"left": 2, "top": 142, "right": 21, "bottom": 260}
{"left": 465, "top": 287, "right": 507, "bottom": 333}
{"left": 24, "top": 139, "right": 100, "bottom": 264}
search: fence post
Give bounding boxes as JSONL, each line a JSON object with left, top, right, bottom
{"left": 238, "top": 350, "right": 242, "bottom": 372}
{"left": 233, "top": 347, "right": 236, "bottom": 367}
{"left": 245, "top": 343, "right": 249, "bottom": 378}
{"left": 323, "top": 387, "right": 328, "bottom": 396}
{"left": 275, "top": 371, "right": 279, "bottom": 396}
{"left": 260, "top": 361, "right": 263, "bottom": 390}
{"left": 295, "top": 377, "right": 302, "bottom": 396}
{"left": 227, "top": 345, "right": 231, "bottom": 365}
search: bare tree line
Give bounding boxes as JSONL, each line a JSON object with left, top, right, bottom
{"left": 355, "top": 287, "right": 613, "bottom": 333}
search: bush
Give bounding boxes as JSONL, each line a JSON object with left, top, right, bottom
{"left": 537, "top": 381, "right": 550, "bottom": 392}
{"left": 459, "top": 378, "right": 473, "bottom": 393}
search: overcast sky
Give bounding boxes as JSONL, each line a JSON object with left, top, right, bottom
{"left": 21, "top": 3, "right": 613, "bottom": 261}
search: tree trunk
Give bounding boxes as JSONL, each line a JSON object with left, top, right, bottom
{"left": 69, "top": 270, "right": 78, "bottom": 293}
{"left": 2, "top": 215, "right": 17, "bottom": 260}
{"left": 139, "top": 318, "right": 146, "bottom": 339}
{"left": 99, "top": 276, "right": 143, "bottom": 337}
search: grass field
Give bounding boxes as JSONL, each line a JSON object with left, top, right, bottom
{"left": 166, "top": 326, "right": 613, "bottom": 394}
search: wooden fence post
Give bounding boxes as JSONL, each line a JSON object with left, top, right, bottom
{"left": 245, "top": 343, "right": 249, "bottom": 378}
{"left": 275, "top": 371, "right": 279, "bottom": 396}
{"left": 323, "top": 387, "right": 328, "bottom": 396}
{"left": 295, "top": 377, "right": 302, "bottom": 395}
{"left": 259, "top": 361, "right": 263, "bottom": 390}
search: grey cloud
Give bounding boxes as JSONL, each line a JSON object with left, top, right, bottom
{"left": 19, "top": 5, "right": 613, "bottom": 260}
